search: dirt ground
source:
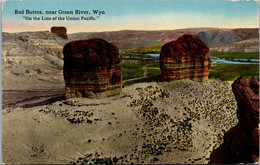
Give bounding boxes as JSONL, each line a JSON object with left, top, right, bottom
{"left": 2, "top": 80, "right": 238, "bottom": 164}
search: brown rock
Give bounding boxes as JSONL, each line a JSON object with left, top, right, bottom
{"left": 209, "top": 76, "right": 259, "bottom": 164}
{"left": 51, "top": 26, "right": 68, "bottom": 39}
{"left": 63, "top": 38, "right": 122, "bottom": 99}
{"left": 232, "top": 76, "right": 259, "bottom": 129}
{"left": 160, "top": 34, "right": 210, "bottom": 81}
{"left": 209, "top": 145, "right": 231, "bottom": 164}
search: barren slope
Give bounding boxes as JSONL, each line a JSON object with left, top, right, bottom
{"left": 2, "top": 32, "right": 67, "bottom": 91}
{"left": 2, "top": 80, "right": 238, "bottom": 164}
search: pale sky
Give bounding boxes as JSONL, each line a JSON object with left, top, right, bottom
{"left": 2, "top": 0, "right": 259, "bottom": 33}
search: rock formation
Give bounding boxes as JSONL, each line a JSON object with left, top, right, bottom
{"left": 63, "top": 38, "right": 122, "bottom": 99}
{"left": 209, "top": 76, "right": 259, "bottom": 164}
{"left": 51, "top": 26, "right": 68, "bottom": 39}
{"left": 160, "top": 34, "right": 210, "bottom": 81}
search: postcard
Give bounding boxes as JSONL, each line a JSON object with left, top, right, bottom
{"left": 2, "top": 0, "right": 259, "bottom": 164}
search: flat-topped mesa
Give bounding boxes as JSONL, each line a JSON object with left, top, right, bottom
{"left": 160, "top": 34, "right": 210, "bottom": 81}
{"left": 63, "top": 38, "right": 122, "bottom": 99}
{"left": 51, "top": 26, "right": 68, "bottom": 39}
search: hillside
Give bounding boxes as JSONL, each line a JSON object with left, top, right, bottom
{"left": 2, "top": 31, "right": 66, "bottom": 91}
{"left": 197, "top": 28, "right": 258, "bottom": 45}
{"left": 69, "top": 28, "right": 259, "bottom": 51}
{"left": 209, "top": 38, "right": 259, "bottom": 53}
{"left": 68, "top": 28, "right": 214, "bottom": 50}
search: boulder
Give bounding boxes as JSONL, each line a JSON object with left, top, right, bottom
{"left": 63, "top": 38, "right": 122, "bottom": 99}
{"left": 51, "top": 26, "right": 68, "bottom": 39}
{"left": 160, "top": 34, "right": 210, "bottom": 81}
{"left": 209, "top": 76, "right": 259, "bottom": 164}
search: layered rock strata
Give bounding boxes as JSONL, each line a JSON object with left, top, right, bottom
{"left": 51, "top": 26, "right": 68, "bottom": 39}
{"left": 209, "top": 76, "right": 259, "bottom": 164}
{"left": 160, "top": 34, "right": 210, "bottom": 81}
{"left": 63, "top": 38, "right": 122, "bottom": 99}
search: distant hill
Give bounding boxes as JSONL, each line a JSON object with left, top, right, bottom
{"left": 197, "top": 28, "right": 258, "bottom": 45}
{"left": 68, "top": 28, "right": 215, "bottom": 50}
{"left": 197, "top": 30, "right": 242, "bottom": 45}
{"left": 68, "top": 28, "right": 259, "bottom": 52}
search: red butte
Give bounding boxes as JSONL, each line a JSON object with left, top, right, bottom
{"left": 51, "top": 26, "right": 68, "bottom": 39}
{"left": 160, "top": 34, "right": 210, "bottom": 81}
{"left": 209, "top": 76, "right": 259, "bottom": 164}
{"left": 63, "top": 38, "right": 122, "bottom": 99}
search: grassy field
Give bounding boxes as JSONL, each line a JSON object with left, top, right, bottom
{"left": 127, "top": 45, "right": 259, "bottom": 60}
{"left": 128, "top": 45, "right": 162, "bottom": 54}
{"left": 120, "top": 52, "right": 152, "bottom": 59}
{"left": 122, "top": 62, "right": 161, "bottom": 86}
{"left": 209, "top": 63, "right": 259, "bottom": 81}
{"left": 122, "top": 48, "right": 259, "bottom": 84}
{"left": 122, "top": 61, "right": 259, "bottom": 83}
{"left": 144, "top": 62, "right": 259, "bottom": 81}
{"left": 146, "top": 63, "right": 161, "bottom": 78}
{"left": 122, "top": 61, "right": 149, "bottom": 80}
{"left": 211, "top": 52, "right": 259, "bottom": 60}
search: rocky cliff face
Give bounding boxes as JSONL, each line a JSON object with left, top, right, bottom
{"left": 160, "top": 35, "right": 210, "bottom": 81}
{"left": 51, "top": 26, "right": 68, "bottom": 40}
{"left": 209, "top": 76, "right": 259, "bottom": 164}
{"left": 2, "top": 32, "right": 65, "bottom": 91}
{"left": 63, "top": 38, "right": 122, "bottom": 99}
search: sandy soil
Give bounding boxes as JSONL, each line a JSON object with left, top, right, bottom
{"left": 2, "top": 79, "right": 238, "bottom": 164}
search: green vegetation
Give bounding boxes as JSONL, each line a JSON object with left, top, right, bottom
{"left": 122, "top": 48, "right": 259, "bottom": 84}
{"left": 209, "top": 63, "right": 259, "bottom": 81}
{"left": 128, "top": 45, "right": 259, "bottom": 61}
{"left": 122, "top": 62, "right": 161, "bottom": 81}
{"left": 122, "top": 61, "right": 149, "bottom": 80}
{"left": 120, "top": 52, "right": 152, "bottom": 59}
{"left": 211, "top": 52, "right": 259, "bottom": 60}
{"left": 147, "top": 69, "right": 161, "bottom": 78}
{"left": 123, "top": 61, "right": 259, "bottom": 84}
{"left": 146, "top": 63, "right": 160, "bottom": 68}
{"left": 146, "top": 63, "right": 161, "bottom": 78}
{"left": 128, "top": 45, "right": 162, "bottom": 54}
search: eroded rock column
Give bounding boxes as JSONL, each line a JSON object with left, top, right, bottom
{"left": 209, "top": 76, "right": 259, "bottom": 164}
{"left": 51, "top": 26, "right": 68, "bottom": 39}
{"left": 63, "top": 38, "right": 122, "bottom": 99}
{"left": 160, "top": 34, "right": 210, "bottom": 81}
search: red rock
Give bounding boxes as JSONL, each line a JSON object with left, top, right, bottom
{"left": 51, "top": 26, "right": 68, "bottom": 39}
{"left": 63, "top": 38, "right": 122, "bottom": 99}
{"left": 223, "top": 125, "right": 240, "bottom": 147}
{"left": 251, "top": 154, "right": 259, "bottom": 163}
{"left": 251, "top": 128, "right": 260, "bottom": 152}
{"left": 209, "top": 76, "right": 259, "bottom": 164}
{"left": 209, "top": 145, "right": 231, "bottom": 164}
{"left": 160, "top": 34, "right": 210, "bottom": 81}
{"left": 232, "top": 76, "right": 259, "bottom": 129}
